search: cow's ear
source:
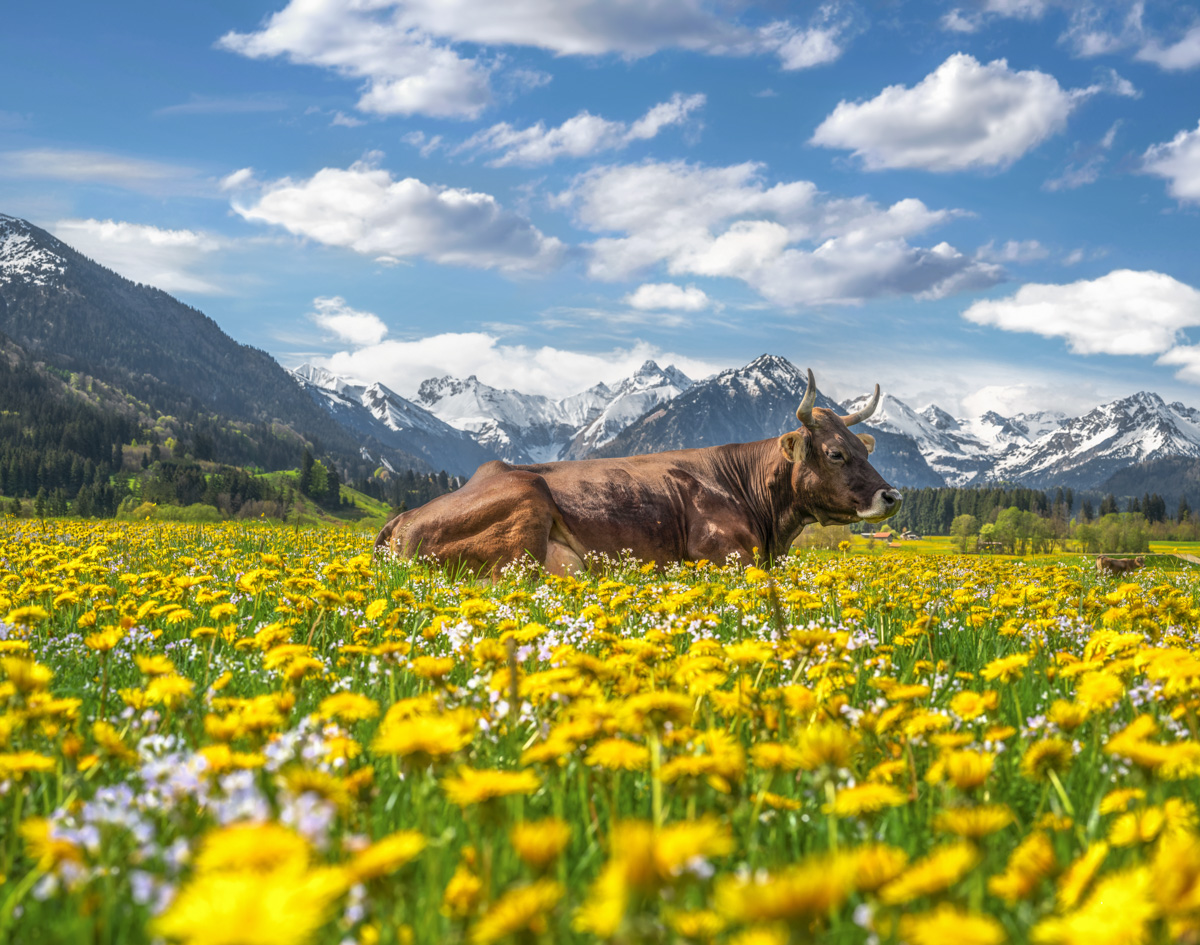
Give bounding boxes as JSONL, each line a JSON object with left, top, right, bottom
{"left": 779, "top": 429, "right": 809, "bottom": 463}
{"left": 856, "top": 433, "right": 876, "bottom": 454}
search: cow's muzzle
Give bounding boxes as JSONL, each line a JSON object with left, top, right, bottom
{"left": 858, "top": 488, "right": 902, "bottom": 522}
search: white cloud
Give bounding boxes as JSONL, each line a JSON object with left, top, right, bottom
{"left": 1156, "top": 345, "right": 1200, "bottom": 384}
{"left": 307, "top": 332, "right": 723, "bottom": 399}
{"left": 231, "top": 156, "right": 565, "bottom": 272}
{"left": 219, "top": 2, "right": 493, "bottom": 120}
{"left": 1044, "top": 117, "right": 1123, "bottom": 192}
{"left": 559, "top": 159, "right": 1002, "bottom": 306}
{"left": 1143, "top": 121, "right": 1200, "bottom": 204}
{"left": 985, "top": 0, "right": 1048, "bottom": 19}
{"left": 463, "top": 93, "right": 704, "bottom": 167}
{"left": 0, "top": 149, "right": 203, "bottom": 196}
{"left": 402, "top": 131, "right": 444, "bottom": 157}
{"left": 51, "top": 219, "right": 224, "bottom": 294}
{"left": 220, "top": 1, "right": 858, "bottom": 120}
{"left": 976, "top": 239, "right": 1049, "bottom": 263}
{"left": 220, "top": 167, "right": 258, "bottom": 191}
{"left": 623, "top": 282, "right": 710, "bottom": 311}
{"left": 962, "top": 269, "right": 1200, "bottom": 356}
{"left": 941, "top": 9, "right": 981, "bottom": 33}
{"left": 760, "top": 4, "right": 858, "bottom": 70}
{"left": 811, "top": 54, "right": 1089, "bottom": 172}
{"left": 1137, "top": 24, "right": 1200, "bottom": 70}
{"left": 309, "top": 296, "right": 389, "bottom": 346}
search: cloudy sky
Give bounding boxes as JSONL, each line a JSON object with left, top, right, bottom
{"left": 4, "top": 0, "right": 1200, "bottom": 415}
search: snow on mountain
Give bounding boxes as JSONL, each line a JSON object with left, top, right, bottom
{"left": 0, "top": 214, "right": 66, "bottom": 287}
{"left": 989, "top": 391, "right": 1200, "bottom": 488}
{"left": 288, "top": 364, "right": 496, "bottom": 476}
{"left": 593, "top": 354, "right": 945, "bottom": 488}
{"left": 562, "top": 361, "right": 693, "bottom": 459}
{"left": 417, "top": 362, "right": 694, "bottom": 464}
{"left": 415, "top": 374, "right": 578, "bottom": 464}
{"left": 840, "top": 391, "right": 992, "bottom": 486}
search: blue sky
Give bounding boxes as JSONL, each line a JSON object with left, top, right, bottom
{"left": 4, "top": 0, "right": 1200, "bottom": 416}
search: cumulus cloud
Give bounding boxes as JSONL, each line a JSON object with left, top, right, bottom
{"left": 760, "top": 4, "right": 859, "bottom": 70}
{"left": 1143, "top": 120, "right": 1200, "bottom": 204}
{"left": 219, "top": 1, "right": 493, "bottom": 120}
{"left": 51, "top": 219, "right": 224, "bottom": 294}
{"left": 623, "top": 282, "right": 710, "bottom": 311}
{"left": 306, "top": 331, "right": 722, "bottom": 399}
{"left": 1137, "top": 24, "right": 1200, "bottom": 71}
{"left": 219, "top": 0, "right": 858, "bottom": 120}
{"left": 810, "top": 54, "right": 1093, "bottom": 172}
{"left": 961, "top": 269, "right": 1200, "bottom": 357}
{"left": 0, "top": 149, "right": 203, "bottom": 196}
{"left": 309, "top": 296, "right": 389, "bottom": 346}
{"left": 230, "top": 156, "right": 565, "bottom": 272}
{"left": 558, "top": 159, "right": 1002, "bottom": 306}
{"left": 463, "top": 93, "right": 705, "bottom": 167}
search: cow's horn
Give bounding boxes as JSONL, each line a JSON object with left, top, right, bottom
{"left": 796, "top": 368, "right": 818, "bottom": 426}
{"left": 840, "top": 384, "right": 880, "bottom": 427}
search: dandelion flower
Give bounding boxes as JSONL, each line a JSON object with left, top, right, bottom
{"left": 441, "top": 767, "right": 540, "bottom": 807}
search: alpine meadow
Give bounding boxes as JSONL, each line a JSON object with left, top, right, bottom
{"left": 7, "top": 0, "right": 1200, "bottom": 943}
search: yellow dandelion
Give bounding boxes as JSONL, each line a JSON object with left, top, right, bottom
{"left": 348, "top": 831, "right": 426, "bottom": 882}
{"left": 317, "top": 692, "right": 379, "bottom": 723}
{"left": 981, "top": 652, "right": 1030, "bottom": 683}
{"left": 949, "top": 689, "right": 998, "bottom": 721}
{"left": 794, "top": 722, "right": 861, "bottom": 771}
{"left": 934, "top": 804, "right": 1014, "bottom": 839}
{"left": 899, "top": 904, "right": 1006, "bottom": 945}
{"left": 715, "top": 854, "right": 858, "bottom": 921}
{"left": 441, "top": 767, "right": 540, "bottom": 807}
{"left": 824, "top": 783, "right": 908, "bottom": 818}
{"left": 1056, "top": 842, "right": 1109, "bottom": 911}
{"left": 1035, "top": 868, "right": 1155, "bottom": 945}
{"left": 1020, "top": 737, "right": 1074, "bottom": 783}
{"left": 585, "top": 738, "right": 650, "bottom": 771}
{"left": 469, "top": 880, "right": 563, "bottom": 945}
{"left": 510, "top": 818, "right": 571, "bottom": 871}
{"left": 879, "top": 842, "right": 981, "bottom": 904}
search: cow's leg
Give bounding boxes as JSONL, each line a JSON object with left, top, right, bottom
{"left": 545, "top": 519, "right": 587, "bottom": 576}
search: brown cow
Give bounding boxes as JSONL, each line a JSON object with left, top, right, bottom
{"left": 1096, "top": 555, "right": 1146, "bottom": 576}
{"left": 375, "top": 369, "right": 901, "bottom": 576}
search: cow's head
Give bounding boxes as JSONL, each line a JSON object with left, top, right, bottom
{"left": 778, "top": 369, "right": 902, "bottom": 525}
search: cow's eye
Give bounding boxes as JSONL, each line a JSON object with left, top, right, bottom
{"left": 829, "top": 449, "right": 844, "bottom": 463}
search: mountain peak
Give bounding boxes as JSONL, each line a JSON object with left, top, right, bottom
{"left": 0, "top": 214, "right": 66, "bottom": 288}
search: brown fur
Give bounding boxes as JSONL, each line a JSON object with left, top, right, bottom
{"left": 1096, "top": 555, "right": 1146, "bottom": 575}
{"left": 375, "top": 394, "right": 901, "bottom": 578}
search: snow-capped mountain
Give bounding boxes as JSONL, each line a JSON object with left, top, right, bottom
{"left": 562, "top": 361, "right": 693, "bottom": 459}
{"left": 838, "top": 386, "right": 1200, "bottom": 491}
{"left": 289, "top": 364, "right": 497, "bottom": 476}
{"left": 0, "top": 214, "right": 66, "bottom": 287}
{"left": 839, "top": 392, "right": 995, "bottom": 486}
{"left": 416, "top": 361, "right": 692, "bottom": 465}
{"left": 415, "top": 374, "right": 583, "bottom": 464}
{"left": 990, "top": 391, "right": 1200, "bottom": 488}
{"left": 592, "top": 354, "right": 945, "bottom": 488}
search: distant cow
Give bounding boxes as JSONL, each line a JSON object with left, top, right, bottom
{"left": 375, "top": 369, "right": 902, "bottom": 576}
{"left": 1096, "top": 555, "right": 1146, "bottom": 576}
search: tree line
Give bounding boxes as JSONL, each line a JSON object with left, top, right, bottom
{"left": 886, "top": 485, "right": 1189, "bottom": 537}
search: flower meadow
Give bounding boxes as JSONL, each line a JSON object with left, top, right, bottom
{"left": 2, "top": 521, "right": 1200, "bottom": 945}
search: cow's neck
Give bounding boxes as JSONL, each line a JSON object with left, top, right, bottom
{"left": 708, "top": 440, "right": 809, "bottom": 563}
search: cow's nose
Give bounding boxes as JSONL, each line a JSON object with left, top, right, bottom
{"left": 881, "top": 489, "right": 901, "bottom": 508}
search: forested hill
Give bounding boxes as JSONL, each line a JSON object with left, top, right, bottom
{"left": 0, "top": 214, "right": 394, "bottom": 472}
